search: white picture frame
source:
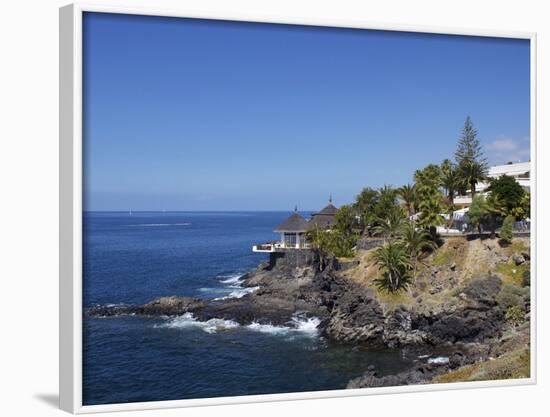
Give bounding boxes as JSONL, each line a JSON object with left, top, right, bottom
{"left": 59, "top": 2, "right": 537, "bottom": 413}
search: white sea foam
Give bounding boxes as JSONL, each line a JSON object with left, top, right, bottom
{"left": 427, "top": 356, "right": 450, "bottom": 365}
{"left": 218, "top": 274, "right": 244, "bottom": 285}
{"left": 211, "top": 273, "right": 259, "bottom": 299}
{"left": 246, "top": 314, "right": 321, "bottom": 337}
{"left": 159, "top": 313, "right": 239, "bottom": 334}
{"left": 104, "top": 303, "right": 128, "bottom": 308}
{"left": 214, "top": 286, "right": 259, "bottom": 300}
{"left": 157, "top": 312, "right": 321, "bottom": 337}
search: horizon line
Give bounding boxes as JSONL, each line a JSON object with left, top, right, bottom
{"left": 83, "top": 209, "right": 320, "bottom": 213}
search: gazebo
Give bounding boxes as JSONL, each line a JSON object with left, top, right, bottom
{"left": 252, "top": 199, "right": 338, "bottom": 253}
{"left": 308, "top": 197, "right": 338, "bottom": 230}
{"left": 273, "top": 208, "right": 310, "bottom": 249}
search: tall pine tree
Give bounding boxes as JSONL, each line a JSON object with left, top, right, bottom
{"left": 455, "top": 116, "right": 488, "bottom": 197}
{"left": 455, "top": 116, "right": 486, "bottom": 163}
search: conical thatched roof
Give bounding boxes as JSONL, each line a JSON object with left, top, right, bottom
{"left": 274, "top": 212, "right": 310, "bottom": 232}
{"left": 316, "top": 203, "right": 337, "bottom": 216}
{"left": 309, "top": 203, "right": 338, "bottom": 229}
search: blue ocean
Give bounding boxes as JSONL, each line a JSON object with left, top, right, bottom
{"left": 83, "top": 211, "right": 411, "bottom": 405}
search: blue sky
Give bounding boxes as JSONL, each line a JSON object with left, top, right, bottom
{"left": 83, "top": 12, "right": 530, "bottom": 211}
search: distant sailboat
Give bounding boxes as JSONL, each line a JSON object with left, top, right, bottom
{"left": 129, "top": 209, "right": 132, "bottom": 216}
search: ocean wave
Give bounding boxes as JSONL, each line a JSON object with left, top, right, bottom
{"left": 128, "top": 223, "right": 191, "bottom": 227}
{"left": 212, "top": 273, "right": 258, "bottom": 299}
{"left": 156, "top": 312, "right": 321, "bottom": 337}
{"left": 157, "top": 313, "right": 239, "bottom": 334}
{"left": 218, "top": 274, "right": 245, "bottom": 285}
{"left": 214, "top": 286, "right": 259, "bottom": 300}
{"left": 247, "top": 314, "right": 321, "bottom": 337}
{"left": 427, "top": 356, "right": 450, "bottom": 365}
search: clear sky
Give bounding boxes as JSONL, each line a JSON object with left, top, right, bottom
{"left": 83, "top": 12, "right": 530, "bottom": 211}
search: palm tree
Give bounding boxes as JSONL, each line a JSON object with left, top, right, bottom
{"left": 398, "top": 221, "right": 437, "bottom": 279}
{"left": 459, "top": 159, "right": 487, "bottom": 198}
{"left": 398, "top": 184, "right": 416, "bottom": 217}
{"left": 371, "top": 242, "right": 412, "bottom": 293}
{"left": 417, "top": 194, "right": 445, "bottom": 240}
{"left": 372, "top": 206, "right": 406, "bottom": 241}
{"left": 440, "top": 159, "right": 460, "bottom": 206}
{"left": 354, "top": 187, "right": 379, "bottom": 229}
{"left": 468, "top": 194, "right": 489, "bottom": 234}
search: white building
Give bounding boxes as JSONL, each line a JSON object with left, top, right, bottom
{"left": 252, "top": 200, "right": 337, "bottom": 253}
{"left": 454, "top": 161, "right": 530, "bottom": 207}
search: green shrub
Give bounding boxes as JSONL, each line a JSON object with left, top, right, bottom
{"left": 505, "top": 305, "right": 525, "bottom": 326}
{"left": 371, "top": 242, "right": 412, "bottom": 293}
{"left": 500, "top": 215, "right": 514, "bottom": 244}
{"left": 497, "top": 284, "right": 529, "bottom": 310}
{"left": 495, "top": 261, "right": 529, "bottom": 287}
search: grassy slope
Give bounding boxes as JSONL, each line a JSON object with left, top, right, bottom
{"left": 340, "top": 237, "right": 529, "bottom": 313}
{"left": 433, "top": 346, "right": 530, "bottom": 383}
{"left": 339, "top": 236, "right": 531, "bottom": 382}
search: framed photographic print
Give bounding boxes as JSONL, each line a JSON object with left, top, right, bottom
{"left": 60, "top": 2, "right": 537, "bottom": 413}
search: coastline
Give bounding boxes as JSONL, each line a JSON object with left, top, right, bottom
{"left": 88, "top": 234, "right": 531, "bottom": 389}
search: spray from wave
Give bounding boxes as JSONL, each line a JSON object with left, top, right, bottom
{"left": 212, "top": 273, "right": 259, "bottom": 300}
{"left": 157, "top": 312, "right": 321, "bottom": 337}
{"left": 156, "top": 313, "right": 239, "bottom": 334}
{"left": 246, "top": 314, "right": 321, "bottom": 337}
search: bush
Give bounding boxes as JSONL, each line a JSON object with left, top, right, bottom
{"left": 505, "top": 306, "right": 525, "bottom": 326}
{"left": 500, "top": 215, "right": 514, "bottom": 244}
{"left": 496, "top": 284, "right": 529, "bottom": 310}
{"left": 371, "top": 242, "right": 412, "bottom": 293}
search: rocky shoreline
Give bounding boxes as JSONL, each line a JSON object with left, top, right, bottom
{"left": 87, "top": 237, "right": 531, "bottom": 388}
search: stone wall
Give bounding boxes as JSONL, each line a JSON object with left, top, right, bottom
{"left": 269, "top": 249, "right": 317, "bottom": 272}
{"left": 356, "top": 237, "right": 385, "bottom": 251}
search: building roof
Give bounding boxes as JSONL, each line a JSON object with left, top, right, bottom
{"left": 308, "top": 203, "right": 338, "bottom": 229}
{"left": 488, "top": 161, "right": 530, "bottom": 178}
{"left": 314, "top": 203, "right": 338, "bottom": 216}
{"left": 274, "top": 212, "right": 310, "bottom": 232}
{"left": 308, "top": 214, "right": 336, "bottom": 230}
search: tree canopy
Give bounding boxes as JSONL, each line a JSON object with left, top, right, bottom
{"left": 488, "top": 175, "right": 526, "bottom": 219}
{"left": 454, "top": 117, "right": 488, "bottom": 197}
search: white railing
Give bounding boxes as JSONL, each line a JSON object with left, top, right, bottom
{"left": 252, "top": 241, "right": 311, "bottom": 252}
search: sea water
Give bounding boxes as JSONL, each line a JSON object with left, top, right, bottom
{"left": 83, "top": 211, "right": 412, "bottom": 405}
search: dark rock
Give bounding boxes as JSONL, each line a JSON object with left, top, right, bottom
{"left": 87, "top": 296, "right": 208, "bottom": 317}
{"left": 137, "top": 296, "right": 208, "bottom": 316}
{"left": 347, "top": 363, "right": 443, "bottom": 388}
{"left": 513, "top": 254, "right": 526, "bottom": 266}
{"left": 336, "top": 259, "right": 360, "bottom": 271}
{"left": 87, "top": 304, "right": 133, "bottom": 317}
{"left": 449, "top": 351, "right": 465, "bottom": 369}
{"left": 462, "top": 274, "right": 502, "bottom": 302}
{"left": 522, "top": 269, "right": 530, "bottom": 287}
